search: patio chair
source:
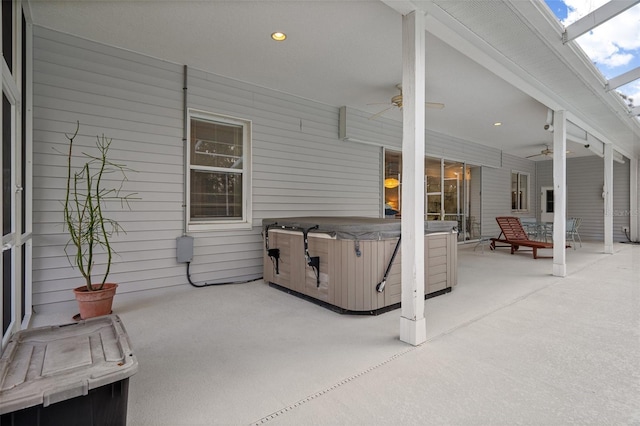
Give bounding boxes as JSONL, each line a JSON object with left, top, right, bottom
{"left": 520, "top": 217, "right": 540, "bottom": 240}
{"left": 490, "top": 216, "right": 562, "bottom": 259}
{"left": 566, "top": 217, "right": 582, "bottom": 248}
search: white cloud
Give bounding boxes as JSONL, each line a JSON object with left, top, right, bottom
{"left": 562, "top": 0, "right": 640, "bottom": 71}
{"left": 620, "top": 80, "right": 640, "bottom": 104}
{"left": 562, "top": 0, "right": 609, "bottom": 24}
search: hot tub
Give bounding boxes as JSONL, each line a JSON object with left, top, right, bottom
{"left": 262, "top": 217, "right": 457, "bottom": 314}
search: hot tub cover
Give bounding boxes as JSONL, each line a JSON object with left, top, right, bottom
{"left": 262, "top": 217, "right": 456, "bottom": 240}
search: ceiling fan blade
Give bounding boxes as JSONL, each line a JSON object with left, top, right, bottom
{"left": 368, "top": 106, "right": 395, "bottom": 120}
{"left": 526, "top": 153, "right": 543, "bottom": 158}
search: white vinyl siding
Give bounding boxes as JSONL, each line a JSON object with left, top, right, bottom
{"left": 32, "top": 27, "right": 380, "bottom": 309}
{"left": 340, "top": 106, "right": 503, "bottom": 168}
{"left": 536, "top": 157, "right": 631, "bottom": 241}
{"left": 480, "top": 153, "right": 536, "bottom": 237}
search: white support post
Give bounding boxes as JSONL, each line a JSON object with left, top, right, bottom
{"left": 399, "top": 10, "right": 427, "bottom": 346}
{"left": 631, "top": 157, "right": 639, "bottom": 242}
{"left": 552, "top": 110, "right": 567, "bottom": 277}
{"left": 604, "top": 144, "right": 614, "bottom": 253}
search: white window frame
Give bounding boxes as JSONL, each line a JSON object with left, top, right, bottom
{"left": 186, "top": 109, "right": 252, "bottom": 231}
{"left": 2, "top": 0, "right": 33, "bottom": 346}
{"left": 511, "top": 170, "right": 530, "bottom": 212}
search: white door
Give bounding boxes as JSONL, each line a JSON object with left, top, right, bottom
{"left": 541, "top": 186, "right": 554, "bottom": 223}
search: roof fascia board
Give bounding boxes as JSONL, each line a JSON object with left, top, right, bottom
{"left": 563, "top": 0, "right": 640, "bottom": 43}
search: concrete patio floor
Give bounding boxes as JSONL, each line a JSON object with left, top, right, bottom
{"left": 32, "top": 241, "right": 640, "bottom": 425}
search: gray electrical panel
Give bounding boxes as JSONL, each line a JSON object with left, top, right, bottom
{"left": 176, "top": 236, "right": 194, "bottom": 263}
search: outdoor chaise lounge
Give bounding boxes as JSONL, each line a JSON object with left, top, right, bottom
{"left": 490, "top": 216, "right": 560, "bottom": 259}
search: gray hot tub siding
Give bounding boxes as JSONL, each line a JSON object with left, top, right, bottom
{"left": 263, "top": 217, "right": 457, "bottom": 313}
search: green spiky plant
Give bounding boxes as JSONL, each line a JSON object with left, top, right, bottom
{"left": 63, "top": 122, "right": 136, "bottom": 291}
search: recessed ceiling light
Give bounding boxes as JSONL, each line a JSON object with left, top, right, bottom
{"left": 271, "top": 32, "right": 287, "bottom": 41}
{"left": 494, "top": 122, "right": 502, "bottom": 126}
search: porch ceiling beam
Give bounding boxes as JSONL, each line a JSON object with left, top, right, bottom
{"left": 607, "top": 66, "right": 640, "bottom": 91}
{"left": 562, "top": 0, "right": 640, "bottom": 43}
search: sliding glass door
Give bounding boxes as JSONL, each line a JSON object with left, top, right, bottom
{"left": 384, "top": 150, "right": 482, "bottom": 243}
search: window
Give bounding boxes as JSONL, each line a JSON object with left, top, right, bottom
{"left": 383, "top": 150, "right": 401, "bottom": 216}
{"left": 511, "top": 171, "right": 529, "bottom": 211}
{"left": 383, "top": 152, "right": 482, "bottom": 241}
{"left": 187, "top": 110, "right": 251, "bottom": 230}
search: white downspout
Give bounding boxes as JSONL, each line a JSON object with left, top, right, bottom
{"left": 183, "top": 65, "right": 189, "bottom": 234}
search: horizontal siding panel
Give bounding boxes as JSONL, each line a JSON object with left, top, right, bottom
{"left": 34, "top": 118, "right": 182, "bottom": 149}
{"left": 35, "top": 69, "right": 183, "bottom": 112}
{"left": 34, "top": 38, "right": 182, "bottom": 88}
{"left": 33, "top": 248, "right": 263, "bottom": 285}
{"left": 34, "top": 153, "right": 184, "bottom": 177}
{"left": 35, "top": 82, "right": 180, "bottom": 122}
{"left": 32, "top": 109, "right": 183, "bottom": 144}
{"left": 252, "top": 148, "right": 375, "bottom": 175}
{"left": 255, "top": 133, "right": 379, "bottom": 160}
{"left": 35, "top": 95, "right": 183, "bottom": 130}
{"left": 189, "top": 86, "right": 337, "bottom": 130}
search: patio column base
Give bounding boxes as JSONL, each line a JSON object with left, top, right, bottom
{"left": 400, "top": 316, "right": 426, "bottom": 346}
{"left": 553, "top": 263, "right": 566, "bottom": 277}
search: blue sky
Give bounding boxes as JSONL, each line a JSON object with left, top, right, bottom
{"left": 546, "top": 0, "right": 568, "bottom": 20}
{"left": 544, "top": 0, "right": 640, "bottom": 103}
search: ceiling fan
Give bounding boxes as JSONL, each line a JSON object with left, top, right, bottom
{"left": 368, "top": 84, "right": 445, "bottom": 120}
{"left": 526, "top": 144, "right": 570, "bottom": 159}
{"left": 526, "top": 145, "right": 554, "bottom": 158}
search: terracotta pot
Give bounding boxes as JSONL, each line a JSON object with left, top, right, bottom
{"left": 73, "top": 283, "right": 118, "bottom": 320}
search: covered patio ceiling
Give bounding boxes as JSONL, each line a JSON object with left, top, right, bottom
{"left": 28, "top": 0, "right": 640, "bottom": 161}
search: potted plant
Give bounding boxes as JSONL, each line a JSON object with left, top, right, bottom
{"left": 63, "top": 122, "right": 136, "bottom": 319}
